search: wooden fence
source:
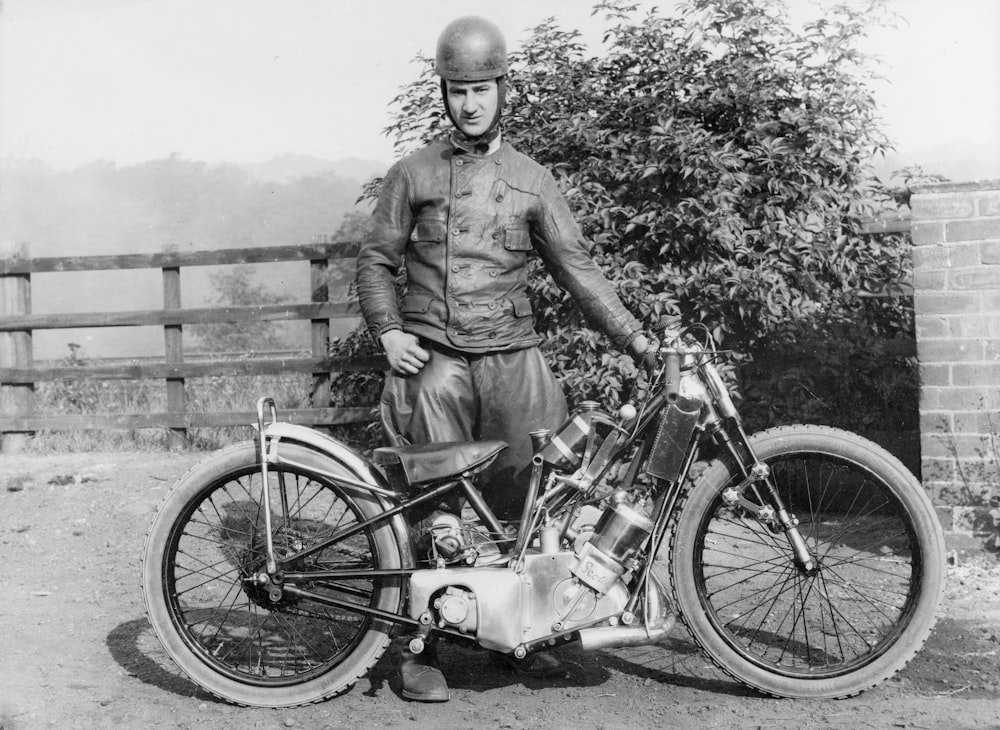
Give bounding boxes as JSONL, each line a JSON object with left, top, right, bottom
{"left": 0, "top": 240, "right": 385, "bottom": 452}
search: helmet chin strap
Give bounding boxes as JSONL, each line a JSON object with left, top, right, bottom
{"left": 441, "top": 77, "right": 506, "bottom": 152}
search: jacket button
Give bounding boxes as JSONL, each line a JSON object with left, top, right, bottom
{"left": 488, "top": 332, "right": 496, "bottom": 338}
{"left": 496, "top": 195, "right": 504, "bottom": 202}
{"left": 491, "top": 231, "right": 499, "bottom": 239}
{"left": 452, "top": 228, "right": 460, "bottom": 235}
{"left": 488, "top": 302, "right": 497, "bottom": 310}
{"left": 489, "top": 270, "right": 498, "bottom": 277}
{"left": 451, "top": 265, "right": 459, "bottom": 272}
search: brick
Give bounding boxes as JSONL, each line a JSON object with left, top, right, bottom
{"left": 979, "top": 193, "right": 1000, "bottom": 217}
{"left": 917, "top": 338, "right": 981, "bottom": 362}
{"left": 933, "top": 504, "right": 955, "bottom": 529}
{"left": 923, "top": 483, "right": 954, "bottom": 506}
{"left": 919, "top": 432, "right": 949, "bottom": 459}
{"left": 981, "top": 291, "right": 1000, "bottom": 312}
{"left": 977, "top": 408, "right": 1000, "bottom": 431}
{"left": 921, "top": 457, "right": 957, "bottom": 483}
{"left": 920, "top": 387, "right": 942, "bottom": 410}
{"left": 953, "top": 410, "right": 987, "bottom": 434}
{"left": 948, "top": 241, "right": 984, "bottom": 267}
{"left": 938, "top": 387, "right": 994, "bottom": 411}
{"left": 911, "top": 221, "right": 945, "bottom": 246}
{"left": 920, "top": 431, "right": 967, "bottom": 458}
{"left": 950, "top": 314, "right": 1000, "bottom": 338}
{"left": 952, "top": 362, "right": 1000, "bottom": 387}
{"left": 982, "top": 241, "right": 1000, "bottom": 264}
{"left": 919, "top": 363, "right": 950, "bottom": 386}
{"left": 915, "top": 315, "right": 949, "bottom": 339}
{"left": 911, "top": 193, "right": 976, "bottom": 221}
{"left": 941, "top": 434, "right": 992, "bottom": 458}
{"left": 984, "top": 339, "right": 1000, "bottom": 360}
{"left": 949, "top": 266, "right": 1000, "bottom": 290}
{"left": 911, "top": 243, "right": 948, "bottom": 270}
{"left": 920, "top": 410, "right": 953, "bottom": 432}
{"left": 935, "top": 483, "right": 976, "bottom": 507}
{"left": 913, "top": 269, "right": 946, "bottom": 290}
{"left": 913, "top": 291, "right": 981, "bottom": 315}
{"left": 953, "top": 505, "right": 996, "bottom": 533}
{"left": 946, "top": 219, "right": 1000, "bottom": 242}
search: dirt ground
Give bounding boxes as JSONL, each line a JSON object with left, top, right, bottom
{"left": 2, "top": 450, "right": 1000, "bottom": 730}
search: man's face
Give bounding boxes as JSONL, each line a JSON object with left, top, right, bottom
{"left": 445, "top": 79, "right": 498, "bottom": 137}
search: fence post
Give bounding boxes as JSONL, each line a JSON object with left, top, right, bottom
{"left": 310, "top": 256, "right": 331, "bottom": 413}
{"left": 0, "top": 241, "right": 35, "bottom": 452}
{"left": 162, "top": 247, "right": 186, "bottom": 449}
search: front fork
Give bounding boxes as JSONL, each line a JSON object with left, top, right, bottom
{"left": 720, "top": 461, "right": 816, "bottom": 573}
{"left": 701, "top": 364, "right": 816, "bottom": 573}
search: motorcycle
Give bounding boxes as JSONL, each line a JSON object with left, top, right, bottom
{"left": 141, "top": 324, "right": 945, "bottom": 707}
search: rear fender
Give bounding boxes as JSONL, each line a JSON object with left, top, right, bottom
{"left": 262, "top": 421, "right": 415, "bottom": 569}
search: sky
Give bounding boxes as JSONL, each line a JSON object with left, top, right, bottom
{"left": 1, "top": 0, "right": 999, "bottom": 183}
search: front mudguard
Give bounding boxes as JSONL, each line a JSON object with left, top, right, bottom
{"left": 261, "top": 421, "right": 417, "bottom": 573}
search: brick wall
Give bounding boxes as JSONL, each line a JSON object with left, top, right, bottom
{"left": 911, "top": 181, "right": 1000, "bottom": 510}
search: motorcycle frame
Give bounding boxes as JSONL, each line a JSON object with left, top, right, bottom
{"left": 247, "top": 347, "right": 813, "bottom": 645}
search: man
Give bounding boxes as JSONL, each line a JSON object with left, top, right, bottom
{"left": 356, "top": 15, "right": 650, "bottom": 702}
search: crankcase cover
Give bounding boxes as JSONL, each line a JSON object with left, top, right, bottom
{"left": 408, "top": 567, "right": 521, "bottom": 652}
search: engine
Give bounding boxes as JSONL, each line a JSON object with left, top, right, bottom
{"left": 407, "top": 496, "right": 654, "bottom": 653}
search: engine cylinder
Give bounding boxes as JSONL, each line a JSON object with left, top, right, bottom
{"left": 590, "top": 502, "right": 654, "bottom": 564}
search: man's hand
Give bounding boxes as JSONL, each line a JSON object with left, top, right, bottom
{"left": 628, "top": 334, "right": 657, "bottom": 372}
{"left": 380, "top": 330, "right": 431, "bottom": 376}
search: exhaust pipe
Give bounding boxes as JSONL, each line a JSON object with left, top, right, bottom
{"left": 579, "top": 571, "right": 676, "bottom": 650}
{"left": 578, "top": 613, "right": 676, "bottom": 650}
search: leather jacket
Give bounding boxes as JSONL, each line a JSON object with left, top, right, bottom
{"left": 356, "top": 137, "right": 641, "bottom": 353}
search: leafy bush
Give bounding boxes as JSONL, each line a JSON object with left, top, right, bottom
{"left": 343, "top": 0, "right": 918, "bottom": 436}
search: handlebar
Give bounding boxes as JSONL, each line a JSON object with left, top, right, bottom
{"left": 663, "top": 349, "right": 681, "bottom": 403}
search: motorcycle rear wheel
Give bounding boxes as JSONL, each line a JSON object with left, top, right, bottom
{"left": 670, "top": 425, "right": 945, "bottom": 699}
{"left": 141, "top": 442, "right": 404, "bottom": 707}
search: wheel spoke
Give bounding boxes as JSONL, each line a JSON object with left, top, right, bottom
{"left": 694, "top": 450, "right": 921, "bottom": 677}
{"left": 163, "top": 462, "right": 385, "bottom": 684}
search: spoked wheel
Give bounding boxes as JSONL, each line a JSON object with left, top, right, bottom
{"left": 670, "top": 425, "right": 945, "bottom": 699}
{"left": 141, "top": 442, "right": 404, "bottom": 707}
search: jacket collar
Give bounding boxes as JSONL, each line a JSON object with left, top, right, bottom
{"left": 449, "top": 130, "right": 502, "bottom": 157}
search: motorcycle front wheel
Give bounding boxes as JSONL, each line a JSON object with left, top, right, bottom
{"left": 670, "top": 425, "right": 945, "bottom": 699}
{"left": 141, "top": 441, "right": 404, "bottom": 707}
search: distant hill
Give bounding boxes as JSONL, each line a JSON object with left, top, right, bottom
{"left": 0, "top": 154, "right": 380, "bottom": 360}
{"left": 235, "top": 154, "right": 387, "bottom": 184}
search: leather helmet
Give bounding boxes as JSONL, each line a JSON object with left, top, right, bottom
{"left": 435, "top": 16, "right": 508, "bottom": 81}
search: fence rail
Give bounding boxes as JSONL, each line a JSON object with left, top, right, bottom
{"left": 0, "top": 240, "right": 384, "bottom": 452}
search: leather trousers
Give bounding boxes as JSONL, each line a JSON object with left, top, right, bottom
{"left": 380, "top": 344, "right": 568, "bottom": 520}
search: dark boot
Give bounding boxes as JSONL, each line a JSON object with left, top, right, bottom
{"left": 399, "top": 645, "right": 449, "bottom": 702}
{"left": 493, "top": 650, "right": 565, "bottom": 678}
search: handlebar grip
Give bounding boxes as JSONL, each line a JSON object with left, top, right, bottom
{"left": 663, "top": 350, "right": 681, "bottom": 403}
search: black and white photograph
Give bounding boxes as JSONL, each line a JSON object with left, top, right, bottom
{"left": 2, "top": 1, "right": 999, "bottom": 728}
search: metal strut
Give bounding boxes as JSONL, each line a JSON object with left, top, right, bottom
{"left": 256, "top": 397, "right": 280, "bottom": 575}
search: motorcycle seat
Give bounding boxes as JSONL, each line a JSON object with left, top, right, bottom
{"left": 372, "top": 440, "right": 508, "bottom": 486}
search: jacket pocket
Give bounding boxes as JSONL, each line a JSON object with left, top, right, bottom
{"left": 410, "top": 218, "right": 446, "bottom": 243}
{"left": 401, "top": 293, "right": 434, "bottom": 314}
{"left": 511, "top": 294, "right": 533, "bottom": 318}
{"left": 502, "top": 224, "right": 532, "bottom": 252}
